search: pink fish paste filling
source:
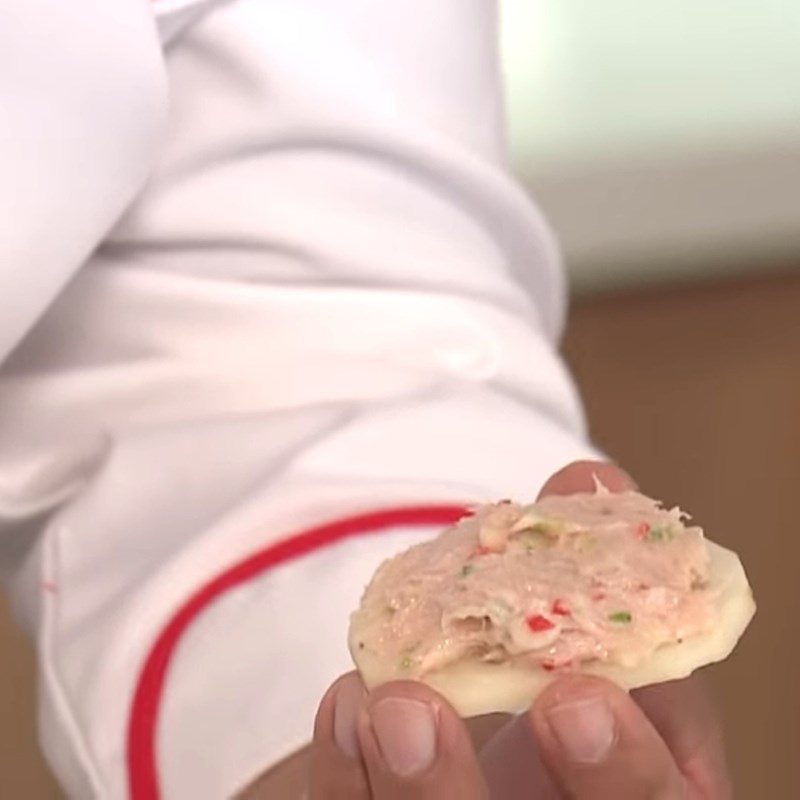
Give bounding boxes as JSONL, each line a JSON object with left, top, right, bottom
{"left": 350, "top": 491, "right": 714, "bottom": 678}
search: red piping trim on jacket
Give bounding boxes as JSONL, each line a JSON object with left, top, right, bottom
{"left": 126, "top": 504, "right": 469, "bottom": 799}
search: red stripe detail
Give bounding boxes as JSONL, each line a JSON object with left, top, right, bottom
{"left": 126, "top": 504, "right": 468, "bottom": 800}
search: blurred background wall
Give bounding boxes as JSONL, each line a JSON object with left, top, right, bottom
{"left": 500, "top": 2, "right": 800, "bottom": 796}
{"left": 2, "top": 2, "right": 799, "bottom": 796}
{"left": 502, "top": 0, "right": 800, "bottom": 291}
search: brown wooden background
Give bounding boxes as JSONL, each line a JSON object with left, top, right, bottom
{"left": 1, "top": 271, "right": 797, "bottom": 798}
{"left": 563, "top": 272, "right": 799, "bottom": 799}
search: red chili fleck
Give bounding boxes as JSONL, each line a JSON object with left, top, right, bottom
{"left": 551, "top": 599, "right": 571, "bottom": 616}
{"left": 541, "top": 659, "right": 556, "bottom": 671}
{"left": 636, "top": 521, "right": 651, "bottom": 540}
{"left": 526, "top": 614, "right": 555, "bottom": 633}
{"left": 592, "top": 591, "right": 606, "bottom": 602}
{"left": 637, "top": 583, "right": 650, "bottom": 591}
{"left": 468, "top": 545, "right": 492, "bottom": 560}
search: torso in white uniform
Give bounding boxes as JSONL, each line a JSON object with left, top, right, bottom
{"left": 0, "top": 1, "right": 596, "bottom": 797}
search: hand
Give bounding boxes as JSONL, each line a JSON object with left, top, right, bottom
{"left": 309, "top": 461, "right": 732, "bottom": 799}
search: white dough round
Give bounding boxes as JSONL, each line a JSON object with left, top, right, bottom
{"left": 350, "top": 503, "right": 755, "bottom": 717}
{"left": 414, "top": 541, "right": 754, "bottom": 717}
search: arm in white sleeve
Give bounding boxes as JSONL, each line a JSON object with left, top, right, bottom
{"left": 0, "top": 0, "right": 166, "bottom": 359}
{"left": 0, "top": 1, "right": 600, "bottom": 798}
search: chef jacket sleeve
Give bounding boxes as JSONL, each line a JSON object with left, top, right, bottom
{"left": 0, "top": 1, "right": 601, "bottom": 797}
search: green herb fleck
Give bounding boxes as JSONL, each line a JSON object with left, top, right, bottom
{"left": 648, "top": 525, "right": 675, "bottom": 542}
{"left": 399, "top": 656, "right": 412, "bottom": 670}
{"left": 608, "top": 610, "right": 632, "bottom": 624}
{"left": 460, "top": 564, "right": 475, "bottom": 577}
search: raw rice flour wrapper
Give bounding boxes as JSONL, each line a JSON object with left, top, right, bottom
{"left": 349, "top": 488, "right": 756, "bottom": 716}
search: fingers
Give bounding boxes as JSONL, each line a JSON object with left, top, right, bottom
{"left": 311, "top": 674, "right": 489, "bottom": 799}
{"left": 357, "top": 680, "right": 488, "bottom": 800}
{"left": 530, "top": 676, "right": 687, "bottom": 800}
{"left": 538, "top": 459, "right": 638, "bottom": 498}
{"left": 633, "top": 675, "right": 732, "bottom": 798}
{"left": 309, "top": 672, "right": 371, "bottom": 800}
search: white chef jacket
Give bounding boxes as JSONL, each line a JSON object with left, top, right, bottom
{"left": 0, "top": 1, "right": 599, "bottom": 797}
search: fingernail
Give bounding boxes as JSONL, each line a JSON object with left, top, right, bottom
{"left": 546, "top": 694, "right": 617, "bottom": 764}
{"left": 333, "top": 679, "right": 364, "bottom": 758}
{"left": 370, "top": 697, "right": 437, "bottom": 777}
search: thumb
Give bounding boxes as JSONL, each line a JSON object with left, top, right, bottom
{"left": 530, "top": 676, "right": 686, "bottom": 800}
{"left": 357, "top": 680, "right": 488, "bottom": 799}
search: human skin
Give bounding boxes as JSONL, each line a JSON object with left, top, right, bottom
{"left": 238, "top": 462, "right": 731, "bottom": 800}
